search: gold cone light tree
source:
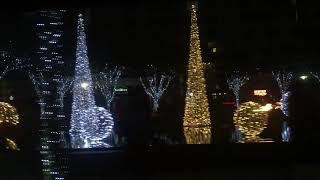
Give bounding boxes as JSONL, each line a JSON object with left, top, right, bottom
{"left": 183, "top": 2, "right": 211, "bottom": 144}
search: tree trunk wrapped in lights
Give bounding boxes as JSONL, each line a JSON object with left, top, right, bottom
{"left": 281, "top": 121, "right": 291, "bottom": 142}
{"left": 272, "top": 70, "right": 293, "bottom": 117}
{"left": 56, "top": 77, "right": 74, "bottom": 110}
{"left": 70, "top": 14, "right": 114, "bottom": 148}
{"left": 94, "top": 63, "right": 121, "bottom": 111}
{"left": 29, "top": 72, "right": 46, "bottom": 117}
{"left": 56, "top": 77, "right": 73, "bottom": 148}
{"left": 272, "top": 70, "right": 293, "bottom": 142}
{"left": 226, "top": 71, "right": 249, "bottom": 108}
{"left": 140, "top": 65, "right": 173, "bottom": 113}
{"left": 29, "top": 72, "right": 59, "bottom": 177}
{"left": 183, "top": 2, "right": 211, "bottom": 144}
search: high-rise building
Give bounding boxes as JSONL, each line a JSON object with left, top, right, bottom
{"left": 28, "top": 9, "right": 68, "bottom": 180}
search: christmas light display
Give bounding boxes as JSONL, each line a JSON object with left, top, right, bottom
{"left": 281, "top": 121, "right": 291, "bottom": 142}
{"left": 56, "top": 77, "right": 74, "bottom": 110}
{"left": 183, "top": 127, "right": 211, "bottom": 144}
{"left": 86, "top": 106, "right": 114, "bottom": 148}
{"left": 233, "top": 101, "right": 270, "bottom": 143}
{"left": 140, "top": 65, "right": 173, "bottom": 112}
{"left": 183, "top": 2, "right": 211, "bottom": 144}
{"left": 311, "top": 72, "right": 320, "bottom": 82}
{"left": 231, "top": 128, "right": 244, "bottom": 142}
{"left": 5, "top": 138, "right": 19, "bottom": 150}
{"left": 226, "top": 71, "right": 249, "bottom": 108}
{"left": 29, "top": 72, "right": 46, "bottom": 115}
{"left": 0, "top": 102, "right": 20, "bottom": 151}
{"left": 0, "top": 50, "right": 31, "bottom": 80}
{"left": 0, "top": 102, "right": 19, "bottom": 125}
{"left": 70, "top": 14, "right": 114, "bottom": 148}
{"left": 272, "top": 70, "right": 293, "bottom": 116}
{"left": 94, "top": 63, "right": 121, "bottom": 110}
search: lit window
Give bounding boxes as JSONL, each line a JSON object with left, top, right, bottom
{"left": 212, "top": 48, "right": 216, "bottom": 53}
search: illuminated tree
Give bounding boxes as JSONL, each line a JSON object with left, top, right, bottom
{"left": 55, "top": 77, "right": 73, "bottom": 149}
{"left": 231, "top": 128, "right": 244, "bottom": 142}
{"left": 56, "top": 77, "right": 74, "bottom": 110}
{"left": 272, "top": 70, "right": 293, "bottom": 116}
{"left": 233, "top": 101, "right": 271, "bottom": 143}
{"left": 0, "top": 50, "right": 31, "bottom": 80}
{"left": 0, "top": 102, "right": 20, "bottom": 151}
{"left": 226, "top": 71, "right": 249, "bottom": 108}
{"left": 4, "top": 138, "right": 19, "bottom": 150}
{"left": 140, "top": 65, "right": 173, "bottom": 113}
{"left": 29, "top": 72, "right": 46, "bottom": 116}
{"left": 70, "top": 14, "right": 114, "bottom": 148}
{"left": 281, "top": 121, "right": 291, "bottom": 142}
{"left": 0, "top": 102, "right": 19, "bottom": 125}
{"left": 94, "top": 63, "right": 121, "bottom": 110}
{"left": 311, "top": 72, "right": 320, "bottom": 82}
{"left": 29, "top": 72, "right": 61, "bottom": 178}
{"left": 183, "top": 2, "right": 211, "bottom": 144}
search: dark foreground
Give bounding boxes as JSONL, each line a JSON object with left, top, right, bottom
{"left": 2, "top": 144, "right": 320, "bottom": 180}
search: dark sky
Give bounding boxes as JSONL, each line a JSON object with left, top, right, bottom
{"left": 0, "top": 1, "right": 318, "bottom": 71}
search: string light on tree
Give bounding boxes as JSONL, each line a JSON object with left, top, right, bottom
{"left": 226, "top": 71, "right": 249, "bottom": 108}
{"left": 55, "top": 77, "right": 73, "bottom": 149}
{"left": 0, "top": 49, "right": 31, "bottom": 80}
{"left": 183, "top": 2, "right": 211, "bottom": 144}
{"left": 311, "top": 71, "right": 320, "bottom": 82}
{"left": 70, "top": 14, "right": 114, "bottom": 148}
{"left": 94, "top": 63, "right": 122, "bottom": 111}
{"left": 281, "top": 121, "right": 291, "bottom": 142}
{"left": 231, "top": 128, "right": 244, "bottom": 142}
{"left": 5, "top": 138, "right": 19, "bottom": 150}
{"left": 140, "top": 65, "right": 173, "bottom": 113}
{"left": 29, "top": 72, "right": 46, "bottom": 115}
{"left": 273, "top": 70, "right": 293, "bottom": 143}
{"left": 0, "top": 102, "right": 19, "bottom": 125}
{"left": 56, "top": 77, "right": 74, "bottom": 110}
{"left": 272, "top": 70, "right": 293, "bottom": 117}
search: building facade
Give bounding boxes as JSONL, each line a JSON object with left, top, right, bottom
{"left": 32, "top": 10, "right": 68, "bottom": 180}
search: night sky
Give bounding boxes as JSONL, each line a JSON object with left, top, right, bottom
{"left": 0, "top": 1, "right": 318, "bottom": 71}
